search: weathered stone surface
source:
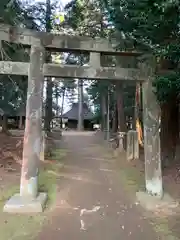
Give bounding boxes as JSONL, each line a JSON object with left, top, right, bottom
{"left": 126, "top": 130, "right": 139, "bottom": 160}
{"left": 133, "top": 130, "right": 139, "bottom": 159}
{"left": 20, "top": 45, "right": 44, "bottom": 198}
{"left": 0, "top": 61, "right": 143, "bottom": 81}
{"left": 118, "top": 132, "right": 126, "bottom": 152}
{"left": 126, "top": 130, "right": 134, "bottom": 161}
{"left": 89, "top": 52, "right": 101, "bottom": 68}
{"left": 0, "top": 24, "right": 143, "bottom": 55}
{"left": 119, "top": 138, "right": 124, "bottom": 152}
{"left": 3, "top": 193, "right": 47, "bottom": 213}
{"left": 136, "top": 191, "right": 178, "bottom": 212}
{"left": 141, "top": 59, "right": 163, "bottom": 197}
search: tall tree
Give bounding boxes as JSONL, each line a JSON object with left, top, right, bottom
{"left": 0, "top": 0, "right": 38, "bottom": 132}
{"left": 65, "top": 0, "right": 136, "bottom": 135}
{"left": 44, "top": 0, "right": 53, "bottom": 132}
{"left": 65, "top": 0, "right": 113, "bottom": 132}
{"left": 101, "top": 0, "right": 180, "bottom": 165}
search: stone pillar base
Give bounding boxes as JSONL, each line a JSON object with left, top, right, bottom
{"left": 127, "top": 130, "right": 139, "bottom": 161}
{"left": 3, "top": 192, "right": 47, "bottom": 213}
{"left": 136, "top": 191, "right": 178, "bottom": 212}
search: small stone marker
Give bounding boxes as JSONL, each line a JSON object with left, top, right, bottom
{"left": 126, "top": 130, "right": 139, "bottom": 161}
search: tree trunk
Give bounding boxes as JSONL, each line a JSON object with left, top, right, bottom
{"left": 55, "top": 84, "right": 59, "bottom": 117}
{"left": 45, "top": 77, "right": 53, "bottom": 132}
{"left": 2, "top": 114, "right": 8, "bottom": 133}
{"left": 19, "top": 115, "right": 23, "bottom": 129}
{"left": 112, "top": 103, "right": 117, "bottom": 133}
{"left": 78, "top": 79, "right": 84, "bottom": 131}
{"left": 44, "top": 0, "right": 52, "bottom": 133}
{"left": 106, "top": 88, "right": 110, "bottom": 140}
{"left": 101, "top": 93, "right": 107, "bottom": 131}
{"left": 160, "top": 99, "right": 179, "bottom": 168}
{"left": 116, "top": 82, "right": 126, "bottom": 132}
{"left": 60, "top": 87, "right": 65, "bottom": 128}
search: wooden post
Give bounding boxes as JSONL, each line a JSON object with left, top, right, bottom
{"left": 141, "top": 60, "right": 163, "bottom": 197}
{"left": 20, "top": 44, "right": 45, "bottom": 198}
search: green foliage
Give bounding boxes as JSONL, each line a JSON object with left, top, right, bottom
{"left": 64, "top": 0, "right": 137, "bottom": 121}
{"left": 0, "top": 0, "right": 37, "bottom": 117}
{"left": 22, "top": 0, "right": 61, "bottom": 30}
{"left": 0, "top": 0, "right": 22, "bottom": 24}
{"left": 64, "top": 0, "right": 114, "bottom": 120}
{"left": 64, "top": 0, "right": 85, "bottom": 30}
{"left": 0, "top": 75, "right": 27, "bottom": 115}
{"left": 154, "top": 72, "right": 180, "bottom": 103}
{"left": 64, "top": 0, "right": 109, "bottom": 37}
{"left": 159, "top": 43, "right": 180, "bottom": 64}
{"left": 101, "top": 0, "right": 180, "bottom": 103}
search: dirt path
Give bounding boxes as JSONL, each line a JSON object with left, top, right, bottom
{"left": 38, "top": 132, "right": 157, "bottom": 240}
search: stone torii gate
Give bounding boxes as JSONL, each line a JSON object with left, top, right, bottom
{"left": 0, "top": 24, "right": 162, "bottom": 213}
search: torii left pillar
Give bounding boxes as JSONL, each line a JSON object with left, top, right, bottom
{"left": 4, "top": 44, "right": 48, "bottom": 213}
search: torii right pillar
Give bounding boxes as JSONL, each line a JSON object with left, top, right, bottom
{"left": 136, "top": 56, "right": 178, "bottom": 210}
{"left": 141, "top": 61, "right": 163, "bottom": 198}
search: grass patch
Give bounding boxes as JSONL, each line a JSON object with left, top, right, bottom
{"left": 0, "top": 211, "right": 46, "bottom": 240}
{"left": 39, "top": 164, "right": 58, "bottom": 206}
{"left": 0, "top": 146, "right": 65, "bottom": 240}
{"left": 39, "top": 146, "right": 67, "bottom": 206}
{"left": 150, "top": 218, "right": 180, "bottom": 240}
{"left": 118, "top": 163, "right": 145, "bottom": 193}
{"left": 0, "top": 185, "right": 19, "bottom": 209}
{"left": 0, "top": 180, "right": 47, "bottom": 240}
{"left": 51, "top": 148, "right": 68, "bottom": 160}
